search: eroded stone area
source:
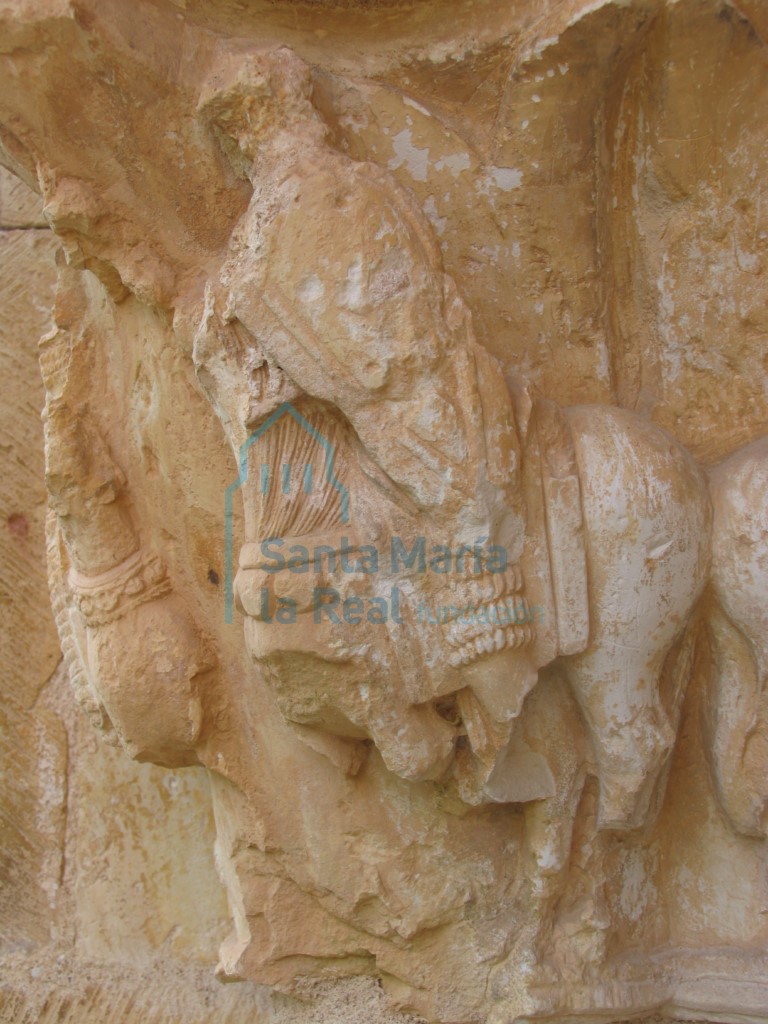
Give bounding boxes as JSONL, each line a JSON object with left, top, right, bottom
{"left": 0, "top": 3, "right": 767, "bottom": 1023}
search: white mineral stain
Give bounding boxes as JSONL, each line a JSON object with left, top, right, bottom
{"left": 389, "top": 129, "right": 429, "bottom": 182}
{"left": 403, "top": 95, "right": 431, "bottom": 118}
{"left": 338, "top": 255, "right": 365, "bottom": 309}
{"left": 531, "top": 35, "right": 559, "bottom": 60}
{"left": 296, "top": 273, "right": 325, "bottom": 307}
{"left": 477, "top": 167, "right": 523, "bottom": 196}
{"left": 619, "top": 849, "right": 653, "bottom": 921}
{"left": 434, "top": 152, "right": 471, "bottom": 177}
{"left": 737, "top": 247, "right": 759, "bottom": 272}
{"left": 423, "top": 195, "right": 447, "bottom": 236}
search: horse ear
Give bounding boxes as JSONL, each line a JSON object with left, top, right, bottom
{"left": 197, "top": 52, "right": 271, "bottom": 179}
{"left": 197, "top": 47, "right": 318, "bottom": 176}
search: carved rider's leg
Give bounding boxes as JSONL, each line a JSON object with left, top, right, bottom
{"left": 41, "top": 270, "right": 215, "bottom": 768}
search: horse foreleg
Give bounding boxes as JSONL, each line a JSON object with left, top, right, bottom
{"left": 564, "top": 406, "right": 711, "bottom": 831}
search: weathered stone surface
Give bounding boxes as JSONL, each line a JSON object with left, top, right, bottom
{"left": 0, "top": 217, "right": 63, "bottom": 952}
{"left": 0, "top": 167, "right": 47, "bottom": 228}
{"left": 0, "top": 137, "right": 267, "bottom": 1023}
{"left": 1, "top": 2, "right": 767, "bottom": 1023}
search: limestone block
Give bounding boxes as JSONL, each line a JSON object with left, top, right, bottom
{"left": 0, "top": 2, "right": 767, "bottom": 1023}
{"left": 0, "top": 167, "right": 47, "bottom": 229}
{"left": 0, "top": 105, "right": 265, "bottom": 1024}
{"left": 0, "top": 222, "right": 63, "bottom": 952}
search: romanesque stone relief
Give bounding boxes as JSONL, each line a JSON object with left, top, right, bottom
{"left": 2, "top": 1, "right": 768, "bottom": 1021}
{"left": 43, "top": 266, "right": 216, "bottom": 766}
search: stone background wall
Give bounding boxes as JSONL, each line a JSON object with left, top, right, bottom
{"left": 0, "top": 160, "right": 753, "bottom": 1024}
{"left": 0, "top": 165, "right": 415, "bottom": 1024}
{"left": 1, "top": 3, "right": 767, "bottom": 1021}
{"left": 0, "top": 165, "right": 256, "bottom": 1020}
{"left": 0, "top": 165, "right": 421, "bottom": 1024}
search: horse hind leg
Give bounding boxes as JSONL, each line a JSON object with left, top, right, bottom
{"left": 564, "top": 634, "right": 694, "bottom": 831}
{"left": 706, "top": 436, "right": 768, "bottom": 838}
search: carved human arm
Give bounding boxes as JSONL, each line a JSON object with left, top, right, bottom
{"left": 42, "top": 269, "right": 214, "bottom": 768}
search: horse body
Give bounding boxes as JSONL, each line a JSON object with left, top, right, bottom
{"left": 547, "top": 408, "right": 768, "bottom": 839}
{"left": 501, "top": 409, "right": 768, "bottom": 986}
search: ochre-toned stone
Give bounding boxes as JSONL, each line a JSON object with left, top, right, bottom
{"left": 1, "top": 3, "right": 768, "bottom": 1023}
{"left": 0, "top": 124, "right": 266, "bottom": 1024}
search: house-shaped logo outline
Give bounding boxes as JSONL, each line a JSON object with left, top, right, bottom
{"left": 224, "top": 401, "right": 350, "bottom": 623}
